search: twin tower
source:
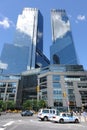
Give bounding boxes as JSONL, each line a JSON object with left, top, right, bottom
{"left": 0, "top": 8, "right": 78, "bottom": 74}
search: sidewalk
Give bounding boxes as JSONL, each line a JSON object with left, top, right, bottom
{"left": 80, "top": 116, "right": 87, "bottom": 122}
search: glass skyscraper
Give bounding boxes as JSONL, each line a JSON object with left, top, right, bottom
{"left": 14, "top": 8, "right": 43, "bottom": 50}
{"left": 14, "top": 8, "right": 44, "bottom": 70}
{"left": 50, "top": 9, "right": 78, "bottom": 65}
{"left": 0, "top": 8, "right": 50, "bottom": 74}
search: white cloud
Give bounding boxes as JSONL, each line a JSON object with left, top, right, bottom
{"left": 0, "top": 17, "right": 10, "bottom": 28}
{"left": 53, "top": 14, "right": 70, "bottom": 39}
{"left": 77, "top": 15, "right": 86, "bottom": 21}
{"left": 0, "top": 16, "right": 15, "bottom": 29}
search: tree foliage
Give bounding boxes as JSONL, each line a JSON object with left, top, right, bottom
{"left": 22, "top": 99, "right": 47, "bottom": 111}
{"left": 0, "top": 100, "right": 15, "bottom": 111}
{"left": 0, "top": 99, "right": 47, "bottom": 112}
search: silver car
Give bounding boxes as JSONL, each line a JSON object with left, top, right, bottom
{"left": 37, "top": 108, "right": 58, "bottom": 121}
{"left": 49, "top": 112, "right": 80, "bottom": 123}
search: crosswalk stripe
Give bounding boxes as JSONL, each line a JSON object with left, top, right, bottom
{"left": 3, "top": 121, "right": 14, "bottom": 127}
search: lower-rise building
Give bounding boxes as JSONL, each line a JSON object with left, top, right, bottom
{"left": 0, "top": 75, "right": 22, "bottom": 108}
{"left": 38, "top": 65, "right": 87, "bottom": 111}
{"left": 0, "top": 65, "right": 87, "bottom": 111}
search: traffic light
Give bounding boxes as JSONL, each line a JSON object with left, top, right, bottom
{"left": 63, "top": 92, "right": 66, "bottom": 97}
{"left": 36, "top": 86, "right": 40, "bottom": 92}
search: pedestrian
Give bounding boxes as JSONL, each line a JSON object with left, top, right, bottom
{"left": 70, "top": 110, "right": 73, "bottom": 116}
{"left": 82, "top": 110, "right": 87, "bottom": 122}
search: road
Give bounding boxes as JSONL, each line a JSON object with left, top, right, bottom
{"left": 0, "top": 113, "right": 87, "bottom": 130}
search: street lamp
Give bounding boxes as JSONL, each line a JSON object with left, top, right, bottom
{"left": 6, "top": 94, "right": 9, "bottom": 111}
{"left": 37, "top": 85, "right": 40, "bottom": 101}
{"left": 63, "top": 86, "right": 70, "bottom": 112}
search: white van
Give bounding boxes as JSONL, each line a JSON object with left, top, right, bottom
{"left": 37, "top": 108, "right": 58, "bottom": 121}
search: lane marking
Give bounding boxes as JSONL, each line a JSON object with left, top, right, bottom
{"left": 0, "top": 128, "right": 5, "bottom": 130}
{"left": 18, "top": 120, "right": 22, "bottom": 122}
{"left": 3, "top": 121, "right": 14, "bottom": 127}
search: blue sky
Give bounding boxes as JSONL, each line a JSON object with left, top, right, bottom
{"left": 0, "top": 0, "right": 87, "bottom": 70}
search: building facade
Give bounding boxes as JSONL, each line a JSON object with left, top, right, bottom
{"left": 50, "top": 9, "right": 78, "bottom": 65}
{"left": 0, "top": 8, "right": 87, "bottom": 111}
{"left": 14, "top": 8, "right": 44, "bottom": 70}
{"left": 0, "top": 8, "right": 50, "bottom": 74}
{"left": 0, "top": 75, "right": 21, "bottom": 108}
{"left": 0, "top": 69, "right": 40, "bottom": 108}
{"left": 0, "top": 65, "right": 87, "bottom": 110}
{"left": 14, "top": 8, "right": 43, "bottom": 51}
{"left": 38, "top": 65, "right": 87, "bottom": 110}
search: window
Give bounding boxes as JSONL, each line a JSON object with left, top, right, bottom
{"left": 68, "top": 89, "right": 74, "bottom": 94}
{"left": 53, "top": 90, "right": 62, "bottom": 95}
{"left": 0, "top": 82, "right": 6, "bottom": 87}
{"left": 53, "top": 82, "right": 61, "bottom": 88}
{"left": 40, "top": 76, "right": 47, "bottom": 83}
{"left": 62, "top": 113, "right": 66, "bottom": 117}
{"left": 53, "top": 75, "right": 60, "bottom": 81}
{"left": 78, "top": 83, "right": 87, "bottom": 88}
{"left": 53, "top": 54, "right": 60, "bottom": 64}
{"left": 42, "top": 110, "right": 49, "bottom": 113}
{"left": 65, "top": 82, "right": 73, "bottom": 86}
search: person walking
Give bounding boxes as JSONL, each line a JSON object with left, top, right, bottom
{"left": 82, "top": 110, "right": 87, "bottom": 122}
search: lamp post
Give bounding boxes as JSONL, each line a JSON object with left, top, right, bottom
{"left": 63, "top": 86, "right": 70, "bottom": 112}
{"left": 6, "top": 94, "right": 9, "bottom": 111}
{"left": 37, "top": 85, "right": 40, "bottom": 101}
{"left": 0, "top": 88, "right": 1, "bottom": 99}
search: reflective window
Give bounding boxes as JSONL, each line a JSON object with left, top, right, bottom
{"left": 79, "top": 91, "right": 87, "bottom": 104}
{"left": 50, "top": 10, "right": 78, "bottom": 65}
{"left": 42, "top": 109, "right": 49, "bottom": 113}
{"left": 54, "top": 99, "right": 63, "bottom": 107}
{"left": 53, "top": 75, "right": 60, "bottom": 81}
{"left": 53, "top": 82, "right": 61, "bottom": 88}
{"left": 50, "top": 65, "right": 66, "bottom": 72}
{"left": 53, "top": 90, "right": 62, "bottom": 95}
{"left": 65, "top": 82, "right": 73, "bottom": 86}
{"left": 0, "top": 83, "right": 6, "bottom": 87}
{"left": 40, "top": 76, "right": 47, "bottom": 83}
{"left": 78, "top": 83, "right": 87, "bottom": 88}
{"left": 53, "top": 54, "right": 60, "bottom": 64}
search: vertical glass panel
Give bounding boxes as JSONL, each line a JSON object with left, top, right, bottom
{"left": 53, "top": 75, "right": 60, "bottom": 81}
{"left": 53, "top": 82, "right": 61, "bottom": 88}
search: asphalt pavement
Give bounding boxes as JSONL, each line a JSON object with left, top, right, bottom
{"left": 0, "top": 113, "right": 87, "bottom": 130}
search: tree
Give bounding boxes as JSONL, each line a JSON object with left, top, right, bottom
{"left": 6, "top": 100, "right": 16, "bottom": 110}
{"left": 0, "top": 100, "right": 16, "bottom": 111}
{"left": 0, "top": 100, "right": 3, "bottom": 112}
{"left": 22, "top": 99, "right": 47, "bottom": 111}
{"left": 38, "top": 100, "right": 47, "bottom": 109}
{"left": 23, "top": 100, "right": 32, "bottom": 110}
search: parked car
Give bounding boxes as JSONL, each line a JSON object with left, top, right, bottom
{"left": 21, "top": 110, "right": 33, "bottom": 116}
{"left": 49, "top": 112, "right": 80, "bottom": 123}
{"left": 37, "top": 108, "right": 58, "bottom": 121}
